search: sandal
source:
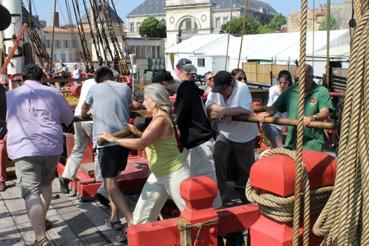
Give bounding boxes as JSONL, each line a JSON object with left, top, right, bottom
{"left": 115, "top": 227, "right": 128, "bottom": 244}
{"left": 45, "top": 219, "right": 52, "bottom": 231}
{"left": 34, "top": 237, "right": 51, "bottom": 246}
{"left": 106, "top": 219, "right": 124, "bottom": 231}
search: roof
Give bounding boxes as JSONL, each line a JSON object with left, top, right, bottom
{"left": 127, "top": 0, "right": 277, "bottom": 17}
{"left": 165, "top": 30, "right": 350, "bottom": 60}
{"left": 81, "top": 3, "right": 123, "bottom": 24}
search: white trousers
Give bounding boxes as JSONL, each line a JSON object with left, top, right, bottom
{"left": 133, "top": 166, "right": 190, "bottom": 224}
{"left": 182, "top": 139, "right": 222, "bottom": 208}
{"left": 62, "top": 122, "right": 101, "bottom": 181}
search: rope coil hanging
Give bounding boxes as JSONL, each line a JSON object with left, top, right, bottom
{"left": 312, "top": 0, "right": 369, "bottom": 244}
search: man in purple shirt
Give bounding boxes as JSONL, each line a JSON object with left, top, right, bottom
{"left": 6, "top": 64, "right": 73, "bottom": 245}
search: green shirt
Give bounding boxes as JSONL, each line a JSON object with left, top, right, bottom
{"left": 272, "top": 83, "right": 333, "bottom": 151}
{"left": 145, "top": 116, "right": 184, "bottom": 177}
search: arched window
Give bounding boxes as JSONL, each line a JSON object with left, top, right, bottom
{"left": 178, "top": 17, "right": 198, "bottom": 41}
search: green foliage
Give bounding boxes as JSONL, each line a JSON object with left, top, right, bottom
{"left": 220, "top": 17, "right": 262, "bottom": 35}
{"left": 319, "top": 16, "right": 340, "bottom": 30}
{"left": 267, "top": 13, "right": 287, "bottom": 30}
{"left": 138, "top": 16, "right": 167, "bottom": 38}
{"left": 220, "top": 14, "right": 287, "bottom": 35}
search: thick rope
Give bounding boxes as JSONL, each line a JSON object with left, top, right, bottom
{"left": 312, "top": 2, "right": 369, "bottom": 244}
{"left": 295, "top": 0, "right": 308, "bottom": 245}
{"left": 178, "top": 218, "right": 219, "bottom": 246}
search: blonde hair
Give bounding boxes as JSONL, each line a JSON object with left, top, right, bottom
{"left": 144, "top": 83, "right": 171, "bottom": 113}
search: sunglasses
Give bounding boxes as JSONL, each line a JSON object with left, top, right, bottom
{"left": 206, "top": 76, "right": 214, "bottom": 81}
{"left": 236, "top": 77, "right": 247, "bottom": 81}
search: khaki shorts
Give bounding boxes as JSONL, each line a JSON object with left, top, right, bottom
{"left": 15, "top": 156, "right": 59, "bottom": 199}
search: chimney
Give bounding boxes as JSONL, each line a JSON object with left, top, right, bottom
{"left": 51, "top": 11, "right": 59, "bottom": 27}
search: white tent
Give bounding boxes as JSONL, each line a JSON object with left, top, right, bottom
{"left": 165, "top": 30, "right": 350, "bottom": 76}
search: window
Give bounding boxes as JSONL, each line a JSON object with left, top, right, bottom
{"left": 142, "top": 46, "right": 146, "bottom": 58}
{"left": 63, "top": 40, "right": 69, "bottom": 48}
{"left": 223, "top": 17, "right": 229, "bottom": 24}
{"left": 136, "top": 46, "right": 141, "bottom": 58}
{"left": 147, "top": 46, "right": 151, "bottom": 58}
{"left": 45, "top": 40, "right": 51, "bottom": 48}
{"left": 56, "top": 40, "right": 61, "bottom": 49}
{"left": 152, "top": 46, "right": 156, "bottom": 58}
{"left": 130, "top": 23, "right": 134, "bottom": 32}
{"left": 157, "top": 47, "right": 160, "bottom": 58}
{"left": 198, "top": 58, "right": 205, "bottom": 67}
{"left": 215, "top": 18, "right": 221, "bottom": 28}
{"left": 72, "top": 40, "right": 77, "bottom": 48}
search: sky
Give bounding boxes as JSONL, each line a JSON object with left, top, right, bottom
{"left": 26, "top": 0, "right": 345, "bottom": 26}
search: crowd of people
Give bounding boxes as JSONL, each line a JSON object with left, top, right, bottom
{"left": 0, "top": 58, "right": 333, "bottom": 245}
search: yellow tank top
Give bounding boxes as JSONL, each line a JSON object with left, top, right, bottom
{"left": 145, "top": 115, "right": 184, "bottom": 177}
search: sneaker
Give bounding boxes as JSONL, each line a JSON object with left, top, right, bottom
{"left": 58, "top": 177, "right": 70, "bottom": 194}
{"left": 0, "top": 181, "right": 5, "bottom": 192}
{"left": 95, "top": 192, "right": 110, "bottom": 208}
{"left": 105, "top": 218, "right": 124, "bottom": 231}
{"left": 115, "top": 227, "right": 128, "bottom": 244}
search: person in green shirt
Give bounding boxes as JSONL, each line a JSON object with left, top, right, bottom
{"left": 257, "top": 64, "right": 333, "bottom": 151}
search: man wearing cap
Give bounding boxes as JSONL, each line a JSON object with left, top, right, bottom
{"left": 170, "top": 58, "right": 192, "bottom": 82}
{"left": 206, "top": 71, "right": 258, "bottom": 205}
{"left": 174, "top": 63, "right": 222, "bottom": 208}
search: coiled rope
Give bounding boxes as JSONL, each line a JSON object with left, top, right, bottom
{"left": 312, "top": 0, "right": 369, "bottom": 244}
{"left": 246, "top": 148, "right": 333, "bottom": 246}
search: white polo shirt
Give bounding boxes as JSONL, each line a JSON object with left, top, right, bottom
{"left": 206, "top": 81, "right": 258, "bottom": 143}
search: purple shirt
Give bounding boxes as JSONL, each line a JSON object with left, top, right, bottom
{"left": 6, "top": 80, "right": 73, "bottom": 160}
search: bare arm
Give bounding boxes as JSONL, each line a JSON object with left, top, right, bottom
{"left": 98, "top": 116, "right": 167, "bottom": 150}
{"left": 81, "top": 101, "right": 92, "bottom": 119}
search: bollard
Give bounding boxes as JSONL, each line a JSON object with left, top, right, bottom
{"left": 248, "top": 150, "right": 337, "bottom": 245}
{"left": 179, "top": 176, "right": 219, "bottom": 246}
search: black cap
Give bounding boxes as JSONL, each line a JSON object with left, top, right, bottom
{"left": 176, "top": 58, "right": 192, "bottom": 68}
{"left": 152, "top": 70, "right": 174, "bottom": 83}
{"left": 212, "top": 71, "right": 232, "bottom": 93}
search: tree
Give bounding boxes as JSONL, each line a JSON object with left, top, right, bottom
{"left": 138, "top": 16, "right": 167, "bottom": 38}
{"left": 319, "top": 16, "right": 340, "bottom": 30}
{"left": 220, "top": 17, "right": 262, "bottom": 35}
{"left": 267, "top": 13, "right": 287, "bottom": 30}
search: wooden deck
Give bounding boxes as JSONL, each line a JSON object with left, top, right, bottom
{"left": 0, "top": 178, "right": 138, "bottom": 246}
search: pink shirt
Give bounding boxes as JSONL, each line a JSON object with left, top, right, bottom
{"left": 6, "top": 80, "right": 73, "bottom": 160}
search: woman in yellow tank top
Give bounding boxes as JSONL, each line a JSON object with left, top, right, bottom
{"left": 98, "top": 84, "right": 190, "bottom": 229}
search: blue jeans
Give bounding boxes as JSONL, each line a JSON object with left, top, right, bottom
{"left": 262, "top": 124, "right": 283, "bottom": 148}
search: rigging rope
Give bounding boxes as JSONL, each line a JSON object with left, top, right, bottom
{"left": 224, "top": 0, "right": 234, "bottom": 70}
{"left": 312, "top": 1, "right": 369, "bottom": 244}
{"left": 237, "top": 0, "right": 249, "bottom": 68}
{"left": 81, "top": 0, "right": 100, "bottom": 63}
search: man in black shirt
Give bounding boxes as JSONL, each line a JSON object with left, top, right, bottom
{"left": 174, "top": 64, "right": 222, "bottom": 208}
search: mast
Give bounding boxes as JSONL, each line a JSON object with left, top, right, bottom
{"left": 2, "top": 0, "right": 24, "bottom": 74}
{"left": 50, "top": 0, "right": 57, "bottom": 64}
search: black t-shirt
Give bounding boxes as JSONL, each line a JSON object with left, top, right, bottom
{"left": 174, "top": 80, "right": 214, "bottom": 149}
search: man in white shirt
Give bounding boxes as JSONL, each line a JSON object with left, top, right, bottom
{"left": 206, "top": 71, "right": 258, "bottom": 204}
{"left": 59, "top": 77, "right": 97, "bottom": 194}
{"left": 71, "top": 64, "right": 81, "bottom": 80}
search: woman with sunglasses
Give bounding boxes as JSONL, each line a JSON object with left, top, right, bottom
{"left": 231, "top": 68, "right": 248, "bottom": 83}
{"left": 262, "top": 70, "right": 292, "bottom": 148}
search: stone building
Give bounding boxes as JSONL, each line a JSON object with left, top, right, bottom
{"left": 127, "top": 0, "right": 277, "bottom": 48}
{"left": 287, "top": 0, "right": 352, "bottom": 32}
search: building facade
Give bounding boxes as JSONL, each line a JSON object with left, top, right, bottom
{"left": 287, "top": 0, "right": 352, "bottom": 32}
{"left": 127, "top": 0, "right": 277, "bottom": 48}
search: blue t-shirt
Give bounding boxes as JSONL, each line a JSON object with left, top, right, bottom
{"left": 86, "top": 81, "right": 132, "bottom": 148}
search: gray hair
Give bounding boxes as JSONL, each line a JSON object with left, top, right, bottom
{"left": 144, "top": 83, "right": 171, "bottom": 113}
